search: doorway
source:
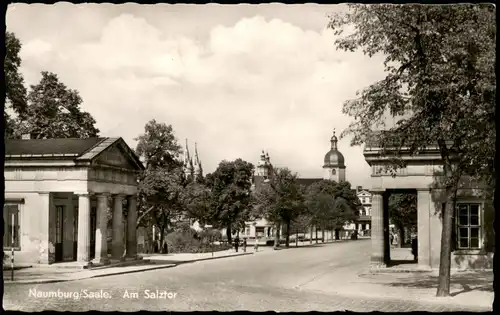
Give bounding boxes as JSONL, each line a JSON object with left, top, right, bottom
{"left": 55, "top": 206, "right": 64, "bottom": 262}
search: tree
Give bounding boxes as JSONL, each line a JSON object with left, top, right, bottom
{"left": 305, "top": 180, "right": 360, "bottom": 240}
{"left": 182, "top": 181, "right": 212, "bottom": 227}
{"left": 389, "top": 193, "right": 418, "bottom": 247}
{"left": 205, "top": 159, "right": 254, "bottom": 242}
{"left": 5, "top": 31, "right": 28, "bottom": 138}
{"left": 135, "top": 119, "right": 184, "bottom": 253}
{"left": 253, "top": 168, "right": 306, "bottom": 248}
{"left": 329, "top": 4, "right": 495, "bottom": 296}
{"left": 135, "top": 119, "right": 183, "bottom": 170}
{"left": 13, "top": 71, "right": 99, "bottom": 139}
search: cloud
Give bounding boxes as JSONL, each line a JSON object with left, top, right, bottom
{"left": 10, "top": 7, "right": 387, "bottom": 187}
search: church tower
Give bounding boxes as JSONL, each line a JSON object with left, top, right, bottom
{"left": 183, "top": 139, "right": 194, "bottom": 179}
{"left": 323, "top": 129, "right": 346, "bottom": 182}
{"left": 193, "top": 142, "right": 203, "bottom": 178}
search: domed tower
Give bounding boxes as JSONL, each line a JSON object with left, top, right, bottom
{"left": 323, "top": 129, "right": 346, "bottom": 182}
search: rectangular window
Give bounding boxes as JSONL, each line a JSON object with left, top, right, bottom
{"left": 456, "top": 203, "right": 482, "bottom": 250}
{"left": 4, "top": 203, "right": 21, "bottom": 250}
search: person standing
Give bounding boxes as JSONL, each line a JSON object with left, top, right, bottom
{"left": 242, "top": 238, "right": 247, "bottom": 252}
{"left": 234, "top": 236, "right": 240, "bottom": 253}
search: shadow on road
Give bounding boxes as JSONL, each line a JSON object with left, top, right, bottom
{"left": 273, "top": 239, "right": 368, "bottom": 250}
{"left": 384, "top": 271, "right": 493, "bottom": 297}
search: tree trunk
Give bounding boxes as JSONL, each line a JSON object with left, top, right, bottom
{"left": 309, "top": 225, "right": 313, "bottom": 244}
{"left": 159, "top": 225, "right": 166, "bottom": 253}
{"left": 436, "top": 187, "right": 457, "bottom": 297}
{"left": 295, "top": 230, "right": 298, "bottom": 247}
{"left": 321, "top": 227, "right": 325, "bottom": 243}
{"left": 398, "top": 225, "right": 404, "bottom": 248}
{"left": 315, "top": 227, "right": 318, "bottom": 244}
{"left": 273, "top": 222, "right": 281, "bottom": 249}
{"left": 331, "top": 230, "right": 334, "bottom": 241}
{"left": 335, "top": 229, "right": 340, "bottom": 240}
{"left": 285, "top": 220, "right": 291, "bottom": 247}
{"left": 226, "top": 226, "right": 232, "bottom": 243}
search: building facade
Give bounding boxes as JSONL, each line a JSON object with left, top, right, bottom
{"left": 234, "top": 129, "right": 369, "bottom": 243}
{"left": 364, "top": 133, "right": 494, "bottom": 270}
{"left": 4, "top": 137, "right": 144, "bottom": 266}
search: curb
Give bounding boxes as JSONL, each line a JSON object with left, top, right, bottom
{"left": 4, "top": 252, "right": 253, "bottom": 285}
{"left": 148, "top": 252, "right": 254, "bottom": 265}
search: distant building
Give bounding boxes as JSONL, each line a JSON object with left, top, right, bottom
{"left": 233, "top": 129, "right": 369, "bottom": 243}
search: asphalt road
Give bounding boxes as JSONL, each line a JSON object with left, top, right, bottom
{"left": 2, "top": 240, "right": 489, "bottom": 312}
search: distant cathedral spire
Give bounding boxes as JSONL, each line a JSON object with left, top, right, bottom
{"left": 194, "top": 142, "right": 203, "bottom": 177}
{"left": 184, "top": 139, "right": 194, "bottom": 177}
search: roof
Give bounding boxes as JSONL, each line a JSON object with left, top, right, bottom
{"left": 5, "top": 138, "right": 106, "bottom": 157}
{"left": 364, "top": 131, "right": 454, "bottom": 150}
{"left": 323, "top": 149, "right": 345, "bottom": 167}
{"left": 5, "top": 137, "right": 145, "bottom": 170}
{"left": 295, "top": 178, "right": 323, "bottom": 187}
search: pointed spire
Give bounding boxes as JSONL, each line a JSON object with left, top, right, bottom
{"left": 184, "top": 138, "right": 194, "bottom": 177}
{"left": 330, "top": 128, "right": 338, "bottom": 150}
{"left": 194, "top": 142, "right": 202, "bottom": 176}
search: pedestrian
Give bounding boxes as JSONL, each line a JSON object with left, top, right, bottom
{"left": 234, "top": 236, "right": 240, "bottom": 253}
{"left": 254, "top": 238, "right": 259, "bottom": 252}
{"left": 411, "top": 235, "right": 418, "bottom": 262}
{"left": 389, "top": 232, "right": 394, "bottom": 246}
{"left": 393, "top": 232, "right": 399, "bottom": 247}
{"left": 243, "top": 238, "right": 247, "bottom": 252}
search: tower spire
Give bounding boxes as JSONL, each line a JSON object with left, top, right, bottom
{"left": 330, "top": 128, "right": 338, "bottom": 150}
{"left": 184, "top": 138, "right": 194, "bottom": 178}
{"left": 194, "top": 142, "right": 202, "bottom": 177}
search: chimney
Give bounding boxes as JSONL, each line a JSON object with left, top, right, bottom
{"left": 22, "top": 134, "right": 31, "bottom": 140}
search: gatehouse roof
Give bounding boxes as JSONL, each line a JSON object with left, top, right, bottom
{"left": 5, "top": 137, "right": 145, "bottom": 171}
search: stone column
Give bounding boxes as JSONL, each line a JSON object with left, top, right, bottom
{"left": 370, "top": 189, "right": 386, "bottom": 267}
{"left": 112, "top": 194, "right": 125, "bottom": 259}
{"left": 38, "top": 192, "right": 52, "bottom": 264}
{"left": 417, "top": 189, "right": 431, "bottom": 269}
{"left": 76, "top": 193, "right": 91, "bottom": 264}
{"left": 126, "top": 195, "right": 138, "bottom": 258}
{"left": 93, "top": 193, "right": 109, "bottom": 264}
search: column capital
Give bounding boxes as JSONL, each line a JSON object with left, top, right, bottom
{"left": 75, "top": 192, "right": 91, "bottom": 197}
{"left": 95, "top": 192, "right": 110, "bottom": 198}
{"left": 127, "top": 194, "right": 137, "bottom": 201}
{"left": 416, "top": 188, "right": 432, "bottom": 192}
{"left": 370, "top": 188, "right": 386, "bottom": 195}
{"left": 113, "top": 193, "right": 126, "bottom": 199}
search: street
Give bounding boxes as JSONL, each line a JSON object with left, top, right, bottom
{"left": 3, "top": 240, "right": 490, "bottom": 312}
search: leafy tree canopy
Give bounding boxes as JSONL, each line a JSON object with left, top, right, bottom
{"left": 5, "top": 31, "right": 28, "bottom": 137}
{"left": 329, "top": 4, "right": 495, "bottom": 185}
{"left": 206, "top": 159, "right": 254, "bottom": 236}
{"left": 14, "top": 71, "right": 99, "bottom": 139}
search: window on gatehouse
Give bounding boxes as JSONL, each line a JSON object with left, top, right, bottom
{"left": 456, "top": 203, "right": 482, "bottom": 250}
{"left": 4, "top": 203, "right": 21, "bottom": 250}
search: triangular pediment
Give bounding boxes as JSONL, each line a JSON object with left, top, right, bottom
{"left": 93, "top": 142, "right": 140, "bottom": 170}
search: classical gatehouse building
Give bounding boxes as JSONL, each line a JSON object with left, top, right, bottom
{"left": 364, "top": 134, "right": 494, "bottom": 270}
{"left": 4, "top": 137, "right": 144, "bottom": 266}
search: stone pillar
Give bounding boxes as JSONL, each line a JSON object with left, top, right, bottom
{"left": 93, "top": 193, "right": 109, "bottom": 264}
{"left": 126, "top": 195, "right": 138, "bottom": 258}
{"left": 417, "top": 189, "right": 431, "bottom": 269}
{"left": 370, "top": 189, "right": 386, "bottom": 267}
{"left": 38, "top": 192, "right": 53, "bottom": 264}
{"left": 112, "top": 194, "right": 125, "bottom": 259}
{"left": 76, "top": 193, "right": 91, "bottom": 264}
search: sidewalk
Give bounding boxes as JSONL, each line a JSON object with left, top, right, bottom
{"left": 299, "top": 249, "right": 493, "bottom": 311}
{"left": 3, "top": 250, "right": 252, "bottom": 285}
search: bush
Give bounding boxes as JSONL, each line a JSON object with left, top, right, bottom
{"left": 166, "top": 230, "right": 231, "bottom": 254}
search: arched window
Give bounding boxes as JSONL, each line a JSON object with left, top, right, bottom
{"left": 331, "top": 169, "right": 336, "bottom": 175}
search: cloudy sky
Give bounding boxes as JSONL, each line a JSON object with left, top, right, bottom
{"left": 7, "top": 3, "right": 388, "bottom": 188}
